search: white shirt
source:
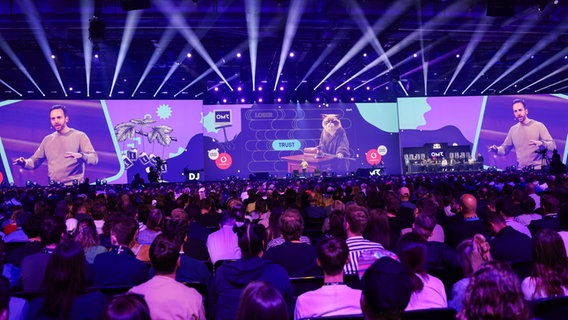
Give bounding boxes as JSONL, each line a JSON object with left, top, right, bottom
{"left": 522, "top": 276, "right": 568, "bottom": 301}
{"left": 294, "top": 284, "right": 362, "bottom": 320}
{"left": 206, "top": 225, "right": 241, "bottom": 264}
{"left": 405, "top": 273, "right": 447, "bottom": 311}
{"left": 505, "top": 217, "right": 532, "bottom": 238}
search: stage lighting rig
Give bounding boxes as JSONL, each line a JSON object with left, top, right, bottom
{"left": 89, "top": 16, "right": 106, "bottom": 44}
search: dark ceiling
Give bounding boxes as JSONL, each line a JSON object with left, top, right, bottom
{"left": 0, "top": 0, "right": 567, "bottom": 103}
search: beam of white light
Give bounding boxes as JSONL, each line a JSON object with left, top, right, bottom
{"left": 0, "top": 79, "right": 22, "bottom": 96}
{"left": 518, "top": 63, "right": 568, "bottom": 92}
{"left": 483, "top": 24, "right": 568, "bottom": 94}
{"left": 422, "top": 60, "right": 428, "bottom": 96}
{"left": 154, "top": 43, "right": 192, "bottom": 97}
{"left": 156, "top": 0, "right": 233, "bottom": 91}
{"left": 134, "top": 28, "right": 177, "bottom": 96}
{"left": 398, "top": 81, "right": 409, "bottom": 96}
{"left": 334, "top": 0, "right": 473, "bottom": 91}
{"left": 109, "top": 10, "right": 141, "bottom": 97}
{"left": 350, "top": 38, "right": 444, "bottom": 91}
{"left": 343, "top": 0, "right": 392, "bottom": 70}
{"left": 245, "top": 0, "right": 260, "bottom": 90}
{"left": 80, "top": 0, "right": 94, "bottom": 97}
{"left": 462, "top": 7, "right": 541, "bottom": 94}
{"left": 314, "top": 0, "right": 414, "bottom": 90}
{"left": 535, "top": 78, "right": 568, "bottom": 92}
{"left": 554, "top": 85, "right": 568, "bottom": 92}
{"left": 499, "top": 47, "right": 568, "bottom": 93}
{"left": 174, "top": 42, "right": 249, "bottom": 96}
{"left": 134, "top": 0, "right": 200, "bottom": 97}
{"left": 416, "top": 1, "right": 427, "bottom": 96}
{"left": 0, "top": 33, "right": 44, "bottom": 96}
{"left": 274, "top": 0, "right": 305, "bottom": 91}
{"left": 18, "top": 0, "right": 67, "bottom": 96}
{"left": 444, "top": 16, "right": 494, "bottom": 95}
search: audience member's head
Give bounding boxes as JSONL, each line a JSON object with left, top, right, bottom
{"left": 529, "top": 228, "right": 568, "bottom": 299}
{"left": 344, "top": 205, "right": 369, "bottom": 236}
{"left": 101, "top": 294, "right": 151, "bottom": 320}
{"left": 40, "top": 216, "right": 66, "bottom": 246}
{"left": 111, "top": 215, "right": 138, "bottom": 247}
{"left": 459, "top": 261, "right": 529, "bottom": 320}
{"left": 236, "top": 222, "right": 266, "bottom": 259}
{"left": 456, "top": 234, "right": 492, "bottom": 278}
{"left": 278, "top": 209, "right": 303, "bottom": 242}
{"left": 317, "top": 237, "right": 349, "bottom": 276}
{"left": 541, "top": 193, "right": 560, "bottom": 215}
{"left": 397, "top": 232, "right": 428, "bottom": 293}
{"left": 21, "top": 213, "right": 43, "bottom": 239}
{"left": 361, "top": 257, "right": 413, "bottom": 320}
{"left": 364, "top": 208, "right": 390, "bottom": 247}
{"left": 73, "top": 218, "right": 100, "bottom": 249}
{"left": 484, "top": 211, "right": 507, "bottom": 235}
{"left": 459, "top": 194, "right": 477, "bottom": 217}
{"left": 150, "top": 233, "right": 181, "bottom": 275}
{"left": 39, "top": 241, "right": 87, "bottom": 319}
{"left": 327, "top": 209, "right": 347, "bottom": 239}
{"left": 145, "top": 208, "right": 164, "bottom": 232}
{"left": 170, "top": 208, "right": 188, "bottom": 223}
{"left": 236, "top": 281, "right": 288, "bottom": 320}
{"left": 412, "top": 212, "right": 436, "bottom": 240}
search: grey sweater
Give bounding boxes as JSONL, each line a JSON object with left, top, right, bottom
{"left": 496, "top": 119, "right": 555, "bottom": 169}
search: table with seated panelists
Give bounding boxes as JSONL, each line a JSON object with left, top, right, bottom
{"left": 405, "top": 160, "right": 484, "bottom": 174}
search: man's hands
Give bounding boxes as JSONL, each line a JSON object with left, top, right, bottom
{"left": 488, "top": 145, "right": 498, "bottom": 152}
{"left": 12, "top": 157, "right": 26, "bottom": 166}
{"left": 529, "top": 140, "right": 543, "bottom": 147}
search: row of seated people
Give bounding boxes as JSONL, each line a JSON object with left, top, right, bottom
{"left": 1, "top": 169, "right": 568, "bottom": 318}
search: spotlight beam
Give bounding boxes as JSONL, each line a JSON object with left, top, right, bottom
{"left": 19, "top": 0, "right": 67, "bottom": 96}
{"left": 342, "top": 0, "right": 392, "bottom": 70}
{"left": 156, "top": 0, "right": 233, "bottom": 91}
{"left": 0, "top": 33, "right": 44, "bottom": 96}
{"left": 245, "top": 0, "right": 260, "bottom": 90}
{"left": 535, "top": 78, "right": 568, "bottom": 93}
{"left": 444, "top": 16, "right": 494, "bottom": 95}
{"left": 80, "top": 0, "right": 94, "bottom": 97}
{"left": 109, "top": 10, "right": 142, "bottom": 97}
{"left": 0, "top": 78, "right": 22, "bottom": 96}
{"left": 333, "top": 0, "right": 473, "bottom": 91}
{"left": 135, "top": 27, "right": 178, "bottom": 96}
{"left": 554, "top": 85, "right": 568, "bottom": 92}
{"left": 482, "top": 22, "right": 568, "bottom": 94}
{"left": 398, "top": 81, "right": 409, "bottom": 96}
{"left": 499, "top": 47, "right": 568, "bottom": 93}
{"left": 462, "top": 7, "right": 542, "bottom": 94}
{"left": 155, "top": 43, "right": 193, "bottom": 97}
{"left": 274, "top": 0, "right": 305, "bottom": 91}
{"left": 314, "top": 0, "right": 414, "bottom": 91}
{"left": 518, "top": 63, "right": 568, "bottom": 92}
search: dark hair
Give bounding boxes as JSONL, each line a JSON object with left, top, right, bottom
{"left": 111, "top": 215, "right": 138, "bottom": 246}
{"left": 22, "top": 213, "right": 44, "bottom": 238}
{"left": 40, "top": 216, "right": 66, "bottom": 246}
{"left": 150, "top": 233, "right": 181, "bottom": 274}
{"left": 317, "top": 237, "right": 348, "bottom": 276}
{"left": 39, "top": 241, "right": 87, "bottom": 319}
{"left": 163, "top": 218, "right": 189, "bottom": 244}
{"left": 461, "top": 261, "right": 529, "bottom": 320}
{"left": 145, "top": 208, "right": 164, "bottom": 232}
{"left": 73, "top": 218, "right": 100, "bottom": 249}
{"left": 50, "top": 104, "right": 68, "bottom": 116}
{"left": 559, "top": 203, "right": 568, "bottom": 231}
{"left": 278, "top": 209, "right": 303, "bottom": 241}
{"left": 237, "top": 281, "right": 288, "bottom": 320}
{"left": 530, "top": 229, "right": 568, "bottom": 299}
{"left": 363, "top": 208, "right": 390, "bottom": 247}
{"left": 541, "top": 193, "right": 560, "bottom": 214}
{"left": 412, "top": 212, "right": 436, "bottom": 240}
{"left": 512, "top": 98, "right": 526, "bottom": 108}
{"left": 397, "top": 232, "right": 428, "bottom": 292}
{"left": 345, "top": 205, "right": 369, "bottom": 234}
{"left": 236, "top": 222, "right": 266, "bottom": 258}
{"left": 92, "top": 204, "right": 107, "bottom": 220}
{"left": 101, "top": 294, "right": 151, "bottom": 320}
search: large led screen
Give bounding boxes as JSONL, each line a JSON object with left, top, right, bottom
{"left": 202, "top": 102, "right": 401, "bottom": 181}
{"left": 398, "top": 94, "right": 568, "bottom": 172}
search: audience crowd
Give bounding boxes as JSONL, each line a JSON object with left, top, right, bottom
{"left": 1, "top": 168, "right": 568, "bottom": 319}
